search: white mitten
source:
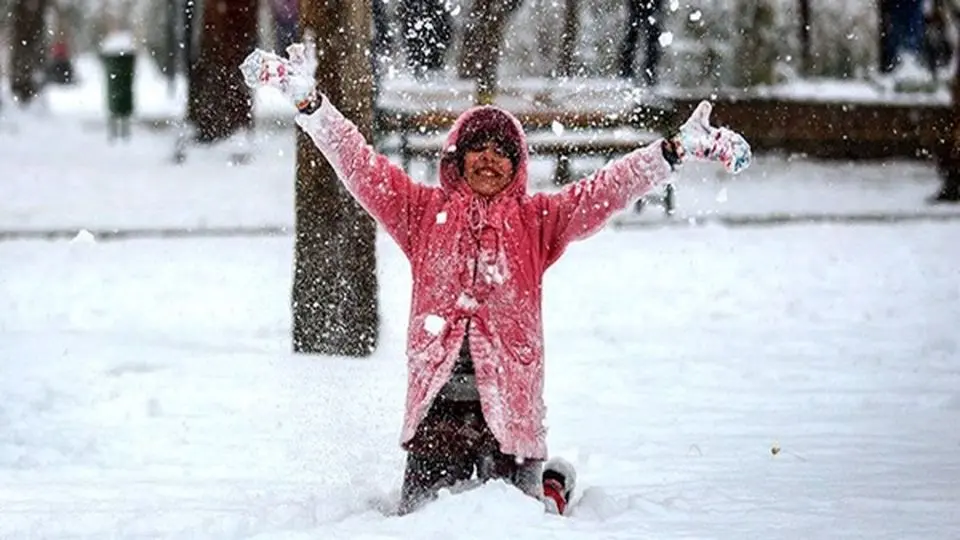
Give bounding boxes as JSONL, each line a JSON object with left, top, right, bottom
{"left": 239, "top": 43, "right": 321, "bottom": 113}
{"left": 664, "top": 101, "right": 752, "bottom": 174}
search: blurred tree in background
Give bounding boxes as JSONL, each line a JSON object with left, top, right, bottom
{"left": 556, "top": 0, "right": 580, "bottom": 78}
{"left": 458, "top": 0, "right": 523, "bottom": 103}
{"left": 0, "top": 0, "right": 903, "bottom": 103}
{"left": 293, "top": 0, "right": 379, "bottom": 356}
{"left": 0, "top": 0, "right": 6, "bottom": 110}
{"left": 11, "top": 0, "right": 49, "bottom": 104}
{"left": 502, "top": 0, "right": 879, "bottom": 86}
{"left": 398, "top": 0, "right": 452, "bottom": 77}
{"left": 735, "top": 0, "right": 779, "bottom": 87}
{"left": 935, "top": 11, "right": 960, "bottom": 203}
{"left": 187, "top": 0, "right": 259, "bottom": 143}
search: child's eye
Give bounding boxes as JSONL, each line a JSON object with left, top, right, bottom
{"left": 466, "top": 142, "right": 509, "bottom": 158}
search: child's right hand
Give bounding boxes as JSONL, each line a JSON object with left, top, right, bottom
{"left": 239, "top": 44, "right": 320, "bottom": 113}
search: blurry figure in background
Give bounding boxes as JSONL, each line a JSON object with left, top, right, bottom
{"left": 45, "top": 3, "right": 74, "bottom": 86}
{"left": 933, "top": 133, "right": 960, "bottom": 203}
{"left": 398, "top": 0, "right": 452, "bottom": 77}
{"left": 931, "top": 0, "right": 960, "bottom": 203}
{"left": 880, "top": 0, "right": 927, "bottom": 73}
{"left": 47, "top": 38, "right": 75, "bottom": 85}
{"left": 271, "top": 0, "right": 298, "bottom": 54}
{"left": 923, "top": 0, "right": 954, "bottom": 78}
{"left": 618, "top": 0, "right": 664, "bottom": 86}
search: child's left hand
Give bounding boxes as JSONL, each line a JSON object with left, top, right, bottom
{"left": 671, "top": 101, "right": 752, "bottom": 174}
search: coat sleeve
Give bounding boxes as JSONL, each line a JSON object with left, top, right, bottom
{"left": 534, "top": 141, "right": 673, "bottom": 267}
{"left": 295, "top": 99, "right": 435, "bottom": 258}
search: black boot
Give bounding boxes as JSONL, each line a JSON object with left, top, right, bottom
{"left": 928, "top": 171, "right": 960, "bottom": 204}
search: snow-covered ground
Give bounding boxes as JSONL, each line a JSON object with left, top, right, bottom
{"left": 3, "top": 222, "right": 958, "bottom": 539}
{"left": 2, "top": 79, "right": 960, "bottom": 538}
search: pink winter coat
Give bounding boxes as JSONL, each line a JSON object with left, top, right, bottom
{"left": 296, "top": 101, "right": 672, "bottom": 459}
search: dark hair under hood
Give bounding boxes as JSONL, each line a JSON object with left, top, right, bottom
{"left": 439, "top": 106, "right": 529, "bottom": 198}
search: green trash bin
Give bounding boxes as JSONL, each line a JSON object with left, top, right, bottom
{"left": 101, "top": 50, "right": 136, "bottom": 140}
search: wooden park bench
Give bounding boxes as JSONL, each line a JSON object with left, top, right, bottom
{"left": 669, "top": 94, "right": 952, "bottom": 160}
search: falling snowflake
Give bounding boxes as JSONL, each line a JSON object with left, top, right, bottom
{"left": 658, "top": 32, "right": 674, "bottom": 48}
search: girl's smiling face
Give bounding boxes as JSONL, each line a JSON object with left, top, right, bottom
{"left": 463, "top": 141, "right": 515, "bottom": 198}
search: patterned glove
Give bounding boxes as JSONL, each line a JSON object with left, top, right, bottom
{"left": 662, "top": 101, "right": 752, "bottom": 174}
{"left": 239, "top": 43, "right": 321, "bottom": 113}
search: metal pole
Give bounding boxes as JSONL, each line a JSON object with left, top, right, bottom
{"left": 165, "top": 0, "right": 177, "bottom": 97}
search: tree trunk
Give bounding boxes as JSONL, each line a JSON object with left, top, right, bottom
{"left": 458, "top": 0, "right": 523, "bottom": 103}
{"left": 535, "top": 0, "right": 559, "bottom": 74}
{"left": 187, "top": 0, "right": 259, "bottom": 143}
{"left": 398, "top": 0, "right": 451, "bottom": 76}
{"left": 372, "top": 0, "right": 391, "bottom": 93}
{"left": 735, "top": 0, "right": 777, "bottom": 87}
{"left": 183, "top": 0, "right": 197, "bottom": 88}
{"left": 934, "top": 17, "right": 960, "bottom": 202}
{"left": 878, "top": 0, "right": 895, "bottom": 73}
{"left": 294, "top": 0, "right": 379, "bottom": 356}
{"left": 163, "top": 0, "right": 178, "bottom": 96}
{"left": 798, "top": 0, "right": 811, "bottom": 76}
{"left": 11, "top": 0, "right": 49, "bottom": 104}
{"left": 555, "top": 0, "right": 579, "bottom": 77}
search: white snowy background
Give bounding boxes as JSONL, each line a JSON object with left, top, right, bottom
{"left": 3, "top": 41, "right": 960, "bottom": 539}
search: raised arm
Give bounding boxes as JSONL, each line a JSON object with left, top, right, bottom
{"left": 240, "top": 44, "right": 434, "bottom": 257}
{"left": 537, "top": 101, "right": 751, "bottom": 267}
{"left": 294, "top": 101, "right": 433, "bottom": 256}
{"left": 535, "top": 142, "right": 671, "bottom": 266}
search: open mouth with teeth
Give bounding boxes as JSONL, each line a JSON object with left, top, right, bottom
{"left": 476, "top": 167, "right": 504, "bottom": 178}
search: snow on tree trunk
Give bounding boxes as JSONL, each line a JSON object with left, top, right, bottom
{"left": 187, "top": 0, "right": 258, "bottom": 143}
{"left": 555, "top": 0, "right": 579, "bottom": 77}
{"left": 11, "top": 0, "right": 49, "bottom": 104}
{"left": 458, "top": 0, "right": 523, "bottom": 103}
{"left": 398, "top": 0, "right": 452, "bottom": 77}
{"left": 294, "top": 0, "right": 379, "bottom": 356}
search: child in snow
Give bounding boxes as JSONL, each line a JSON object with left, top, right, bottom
{"left": 240, "top": 45, "right": 751, "bottom": 515}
